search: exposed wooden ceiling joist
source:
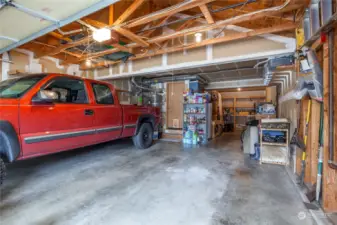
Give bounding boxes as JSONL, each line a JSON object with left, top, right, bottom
{"left": 114, "top": 27, "right": 149, "bottom": 47}
{"left": 114, "top": 0, "right": 146, "bottom": 25}
{"left": 123, "top": 0, "right": 216, "bottom": 29}
{"left": 161, "top": 19, "right": 197, "bottom": 47}
{"left": 35, "top": 0, "right": 217, "bottom": 59}
{"left": 140, "top": 15, "right": 172, "bottom": 37}
{"left": 49, "top": 32, "right": 72, "bottom": 42}
{"left": 24, "top": 0, "right": 303, "bottom": 68}
{"left": 199, "top": 4, "right": 215, "bottom": 24}
{"left": 74, "top": 2, "right": 300, "bottom": 64}
{"left": 149, "top": 3, "right": 301, "bottom": 43}
{"left": 111, "top": 43, "right": 130, "bottom": 52}
{"left": 81, "top": 23, "right": 296, "bottom": 69}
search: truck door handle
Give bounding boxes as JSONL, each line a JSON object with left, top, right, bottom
{"left": 84, "top": 109, "right": 94, "bottom": 116}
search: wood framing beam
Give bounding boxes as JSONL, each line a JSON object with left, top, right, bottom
{"left": 140, "top": 16, "right": 171, "bottom": 37}
{"left": 49, "top": 32, "right": 72, "bottom": 42}
{"left": 111, "top": 43, "right": 130, "bottom": 52}
{"left": 124, "top": 0, "right": 216, "bottom": 29}
{"left": 161, "top": 19, "right": 196, "bottom": 47}
{"left": 114, "top": 27, "right": 149, "bottom": 47}
{"left": 109, "top": 4, "right": 114, "bottom": 26}
{"left": 322, "top": 35, "right": 337, "bottom": 213}
{"left": 309, "top": 100, "right": 320, "bottom": 185}
{"left": 82, "top": 23, "right": 296, "bottom": 69}
{"left": 36, "top": 37, "right": 91, "bottom": 58}
{"left": 199, "top": 4, "right": 214, "bottom": 24}
{"left": 176, "top": 18, "right": 197, "bottom": 31}
{"left": 229, "top": 8, "right": 293, "bottom": 21}
{"left": 59, "top": 2, "right": 301, "bottom": 63}
{"left": 40, "top": 0, "right": 299, "bottom": 60}
{"left": 78, "top": 4, "right": 300, "bottom": 62}
{"left": 114, "top": 0, "right": 146, "bottom": 25}
{"left": 82, "top": 18, "right": 107, "bottom": 28}
{"left": 149, "top": 3, "right": 302, "bottom": 44}
{"left": 62, "top": 50, "right": 82, "bottom": 58}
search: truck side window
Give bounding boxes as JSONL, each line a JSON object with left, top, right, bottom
{"left": 92, "top": 83, "right": 114, "bottom": 105}
{"left": 44, "top": 77, "right": 88, "bottom": 104}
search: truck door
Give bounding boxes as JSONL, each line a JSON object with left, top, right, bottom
{"left": 20, "top": 76, "right": 96, "bottom": 157}
{"left": 90, "top": 82, "right": 123, "bottom": 142}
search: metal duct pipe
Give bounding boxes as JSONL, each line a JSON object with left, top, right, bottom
{"left": 321, "top": 0, "right": 333, "bottom": 25}
{"left": 273, "top": 72, "right": 293, "bottom": 91}
{"left": 205, "top": 78, "right": 264, "bottom": 90}
{"left": 303, "top": 9, "right": 311, "bottom": 41}
{"left": 143, "top": 66, "right": 263, "bottom": 84}
{"left": 328, "top": 30, "right": 337, "bottom": 170}
{"left": 309, "top": 0, "right": 320, "bottom": 35}
{"left": 142, "top": 75, "right": 207, "bottom": 85}
{"left": 273, "top": 75, "right": 288, "bottom": 91}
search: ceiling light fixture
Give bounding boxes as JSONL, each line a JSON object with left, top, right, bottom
{"left": 93, "top": 28, "right": 111, "bottom": 42}
{"left": 85, "top": 59, "right": 92, "bottom": 67}
{"left": 195, "top": 32, "right": 202, "bottom": 43}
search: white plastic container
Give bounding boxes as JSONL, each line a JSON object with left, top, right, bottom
{"left": 243, "top": 126, "right": 259, "bottom": 155}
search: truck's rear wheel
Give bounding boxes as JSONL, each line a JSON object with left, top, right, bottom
{"left": 0, "top": 157, "right": 6, "bottom": 185}
{"left": 133, "top": 123, "right": 153, "bottom": 149}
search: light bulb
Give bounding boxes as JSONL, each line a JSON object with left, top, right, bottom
{"left": 195, "top": 33, "right": 202, "bottom": 43}
{"left": 237, "top": 87, "right": 241, "bottom": 91}
{"left": 85, "top": 59, "right": 91, "bottom": 67}
{"left": 93, "top": 28, "right": 111, "bottom": 42}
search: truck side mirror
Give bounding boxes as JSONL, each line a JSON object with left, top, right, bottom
{"left": 32, "top": 90, "right": 59, "bottom": 104}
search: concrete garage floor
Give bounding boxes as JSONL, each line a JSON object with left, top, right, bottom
{"left": 1, "top": 133, "right": 315, "bottom": 225}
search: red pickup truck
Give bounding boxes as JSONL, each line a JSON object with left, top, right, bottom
{"left": 0, "top": 73, "right": 160, "bottom": 184}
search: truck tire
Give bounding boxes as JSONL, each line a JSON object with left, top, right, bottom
{"left": 132, "top": 123, "right": 153, "bottom": 149}
{"left": 0, "top": 157, "right": 5, "bottom": 185}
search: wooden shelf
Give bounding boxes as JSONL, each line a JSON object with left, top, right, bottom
{"left": 222, "top": 96, "right": 265, "bottom": 100}
{"left": 261, "top": 142, "right": 288, "bottom": 147}
{"left": 235, "top": 115, "right": 257, "bottom": 117}
{"left": 221, "top": 93, "right": 266, "bottom": 132}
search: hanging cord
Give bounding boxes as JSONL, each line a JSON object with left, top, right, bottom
{"left": 213, "top": 0, "right": 290, "bottom": 38}
{"left": 80, "top": 29, "right": 94, "bottom": 58}
{"left": 214, "top": 0, "right": 250, "bottom": 38}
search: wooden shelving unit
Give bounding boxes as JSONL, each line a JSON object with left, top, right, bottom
{"left": 222, "top": 96, "right": 266, "bottom": 131}
{"left": 260, "top": 128, "right": 289, "bottom": 165}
